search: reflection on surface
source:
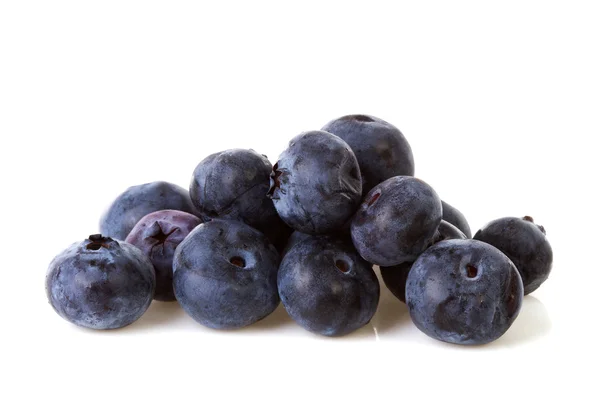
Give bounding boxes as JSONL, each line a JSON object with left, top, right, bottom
{"left": 368, "top": 266, "right": 552, "bottom": 346}
{"left": 245, "top": 304, "right": 294, "bottom": 331}
{"left": 114, "top": 266, "right": 551, "bottom": 345}
{"left": 491, "top": 295, "right": 552, "bottom": 347}
{"left": 124, "top": 300, "right": 186, "bottom": 331}
{"left": 368, "top": 266, "right": 411, "bottom": 336}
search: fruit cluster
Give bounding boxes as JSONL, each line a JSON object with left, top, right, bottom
{"left": 45, "top": 115, "right": 553, "bottom": 345}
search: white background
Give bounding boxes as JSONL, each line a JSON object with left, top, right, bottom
{"left": 1, "top": 1, "right": 599, "bottom": 399}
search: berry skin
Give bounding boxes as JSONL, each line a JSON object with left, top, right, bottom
{"left": 268, "top": 131, "right": 362, "bottom": 235}
{"left": 322, "top": 114, "right": 414, "bottom": 195}
{"left": 260, "top": 220, "right": 294, "bottom": 254}
{"left": 441, "top": 200, "right": 472, "bottom": 238}
{"left": 173, "top": 220, "right": 280, "bottom": 329}
{"left": 125, "top": 210, "right": 202, "bottom": 301}
{"left": 189, "top": 149, "right": 286, "bottom": 242}
{"left": 433, "top": 219, "right": 469, "bottom": 243}
{"left": 100, "top": 181, "right": 197, "bottom": 240}
{"left": 381, "top": 220, "right": 467, "bottom": 303}
{"left": 351, "top": 176, "right": 442, "bottom": 266}
{"left": 280, "top": 230, "right": 312, "bottom": 257}
{"left": 281, "top": 230, "right": 351, "bottom": 257}
{"left": 474, "top": 216, "right": 552, "bottom": 295}
{"left": 278, "top": 236, "right": 380, "bottom": 337}
{"left": 380, "top": 264, "right": 412, "bottom": 303}
{"left": 406, "top": 239, "right": 523, "bottom": 345}
{"left": 45, "top": 235, "right": 156, "bottom": 330}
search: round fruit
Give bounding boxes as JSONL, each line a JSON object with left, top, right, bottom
{"left": 125, "top": 210, "right": 202, "bottom": 301}
{"left": 268, "top": 131, "right": 362, "bottom": 235}
{"left": 173, "top": 220, "right": 280, "bottom": 329}
{"left": 406, "top": 239, "right": 523, "bottom": 345}
{"left": 351, "top": 176, "right": 442, "bottom": 266}
{"left": 278, "top": 236, "right": 379, "bottom": 336}
{"left": 46, "top": 234, "right": 156, "bottom": 329}
{"left": 474, "top": 216, "right": 552, "bottom": 295}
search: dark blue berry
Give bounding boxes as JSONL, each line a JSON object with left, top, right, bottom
{"left": 433, "top": 220, "right": 468, "bottom": 243}
{"left": 268, "top": 131, "right": 362, "bottom": 235}
{"left": 406, "top": 239, "right": 523, "bottom": 345}
{"left": 100, "top": 181, "right": 197, "bottom": 240}
{"left": 281, "top": 230, "right": 352, "bottom": 258}
{"left": 380, "top": 263, "right": 412, "bottom": 303}
{"left": 46, "top": 234, "right": 156, "bottom": 329}
{"left": 280, "top": 230, "right": 312, "bottom": 257}
{"left": 351, "top": 176, "right": 442, "bottom": 266}
{"left": 322, "top": 114, "right": 414, "bottom": 195}
{"left": 381, "top": 220, "right": 467, "bottom": 302}
{"left": 173, "top": 220, "right": 280, "bottom": 329}
{"left": 278, "top": 236, "right": 379, "bottom": 336}
{"left": 474, "top": 216, "right": 552, "bottom": 295}
{"left": 442, "top": 200, "right": 472, "bottom": 238}
{"left": 189, "top": 149, "right": 284, "bottom": 235}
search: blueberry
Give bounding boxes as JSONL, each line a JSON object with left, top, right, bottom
{"left": 260, "top": 220, "right": 294, "bottom": 254}
{"left": 281, "top": 230, "right": 312, "bottom": 257}
{"left": 474, "top": 216, "right": 552, "bottom": 295}
{"left": 379, "top": 263, "right": 412, "bottom": 303}
{"left": 281, "top": 230, "right": 351, "bottom": 257}
{"left": 125, "top": 210, "right": 202, "bottom": 301}
{"left": 278, "top": 236, "right": 379, "bottom": 336}
{"left": 433, "top": 219, "right": 468, "bottom": 243}
{"left": 442, "top": 200, "right": 472, "bottom": 238}
{"left": 189, "top": 148, "right": 290, "bottom": 250}
{"left": 173, "top": 219, "right": 280, "bottom": 329}
{"left": 45, "top": 234, "right": 156, "bottom": 330}
{"left": 100, "top": 181, "right": 197, "bottom": 240}
{"left": 268, "top": 131, "right": 362, "bottom": 235}
{"left": 406, "top": 239, "right": 523, "bottom": 345}
{"left": 381, "top": 220, "right": 467, "bottom": 302}
{"left": 351, "top": 176, "right": 442, "bottom": 266}
{"left": 322, "top": 114, "right": 414, "bottom": 195}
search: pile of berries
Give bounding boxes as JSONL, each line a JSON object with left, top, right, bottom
{"left": 45, "top": 114, "right": 553, "bottom": 345}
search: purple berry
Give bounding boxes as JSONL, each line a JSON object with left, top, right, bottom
{"left": 126, "top": 210, "right": 202, "bottom": 301}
